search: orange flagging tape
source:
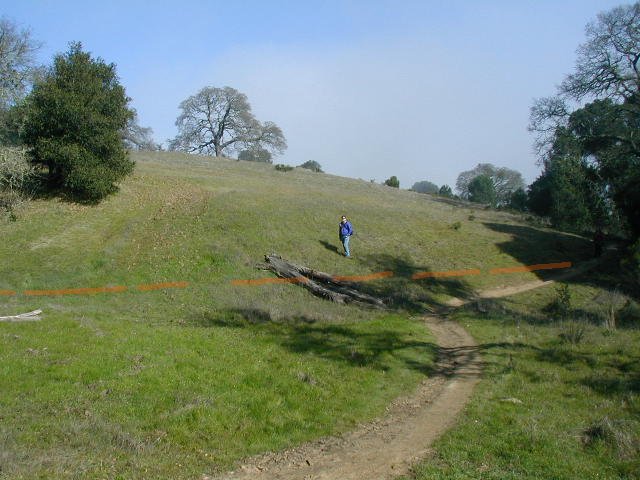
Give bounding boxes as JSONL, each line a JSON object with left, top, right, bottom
{"left": 5, "top": 261, "right": 576, "bottom": 296}
{"left": 489, "top": 261, "right": 572, "bottom": 275}
{"left": 411, "top": 269, "right": 482, "bottom": 280}
{"left": 24, "top": 286, "right": 128, "bottom": 296}
{"left": 333, "top": 271, "right": 394, "bottom": 282}
{"left": 136, "top": 281, "right": 190, "bottom": 291}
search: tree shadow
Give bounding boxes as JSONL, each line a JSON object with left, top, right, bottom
{"left": 427, "top": 195, "right": 476, "bottom": 208}
{"left": 459, "top": 295, "right": 639, "bottom": 332}
{"left": 483, "top": 222, "right": 592, "bottom": 274}
{"left": 483, "top": 222, "right": 639, "bottom": 300}
{"left": 24, "top": 171, "right": 121, "bottom": 205}
{"left": 581, "top": 369, "right": 640, "bottom": 395}
{"left": 193, "top": 308, "right": 545, "bottom": 379}
{"left": 534, "top": 342, "right": 640, "bottom": 396}
{"left": 352, "top": 253, "right": 476, "bottom": 313}
{"left": 452, "top": 301, "right": 640, "bottom": 398}
{"left": 195, "top": 308, "right": 439, "bottom": 374}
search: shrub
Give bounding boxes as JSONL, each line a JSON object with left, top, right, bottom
{"left": 0, "top": 189, "right": 21, "bottom": 215}
{"left": 545, "top": 284, "right": 572, "bottom": 320}
{"left": 594, "top": 289, "right": 628, "bottom": 331}
{"left": 559, "top": 320, "right": 586, "bottom": 344}
{"left": 450, "top": 221, "right": 462, "bottom": 231}
{"left": 238, "top": 148, "right": 272, "bottom": 163}
{"left": 508, "top": 187, "right": 528, "bottom": 211}
{"left": 582, "top": 417, "right": 639, "bottom": 460}
{"left": 22, "top": 43, "right": 134, "bottom": 202}
{"left": 438, "top": 184, "right": 453, "bottom": 197}
{"left": 384, "top": 176, "right": 399, "bottom": 188}
{"left": 618, "top": 300, "right": 640, "bottom": 329}
{"left": 298, "top": 160, "right": 323, "bottom": 172}
{"left": 0, "top": 146, "right": 35, "bottom": 213}
{"left": 274, "top": 164, "right": 293, "bottom": 172}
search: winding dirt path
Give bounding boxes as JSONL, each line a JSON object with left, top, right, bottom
{"left": 213, "top": 260, "right": 599, "bottom": 480}
{"left": 214, "top": 316, "right": 480, "bottom": 480}
{"left": 446, "top": 257, "right": 600, "bottom": 307}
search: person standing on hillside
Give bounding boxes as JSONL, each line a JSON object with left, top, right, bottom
{"left": 339, "top": 215, "right": 354, "bottom": 257}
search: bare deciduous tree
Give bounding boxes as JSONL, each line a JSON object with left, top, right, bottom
{"left": 169, "top": 86, "right": 286, "bottom": 158}
{"left": 0, "top": 17, "right": 42, "bottom": 109}
{"left": 530, "top": 3, "right": 640, "bottom": 158}
{"left": 122, "top": 109, "right": 160, "bottom": 151}
{"left": 562, "top": 4, "right": 640, "bottom": 102}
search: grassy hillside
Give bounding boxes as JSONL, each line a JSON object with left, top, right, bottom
{"left": 0, "top": 151, "right": 599, "bottom": 479}
{"left": 405, "top": 273, "right": 640, "bottom": 480}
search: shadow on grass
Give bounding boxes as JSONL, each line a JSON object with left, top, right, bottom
{"left": 582, "top": 370, "right": 640, "bottom": 395}
{"left": 483, "top": 222, "right": 593, "bottom": 271}
{"left": 26, "top": 172, "right": 117, "bottom": 205}
{"left": 458, "top": 294, "right": 640, "bottom": 337}
{"left": 352, "top": 253, "right": 476, "bottom": 313}
{"left": 196, "top": 308, "right": 439, "bottom": 375}
{"left": 539, "top": 346, "right": 640, "bottom": 396}
{"left": 194, "top": 305, "right": 640, "bottom": 398}
{"left": 194, "top": 308, "right": 541, "bottom": 379}
{"left": 455, "top": 294, "right": 640, "bottom": 396}
{"left": 483, "top": 222, "right": 639, "bottom": 300}
{"left": 319, "top": 240, "right": 341, "bottom": 255}
{"left": 427, "top": 195, "right": 476, "bottom": 209}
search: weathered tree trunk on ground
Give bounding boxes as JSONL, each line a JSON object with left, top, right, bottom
{"left": 260, "top": 254, "right": 386, "bottom": 309}
{"left": 0, "top": 309, "right": 42, "bottom": 322}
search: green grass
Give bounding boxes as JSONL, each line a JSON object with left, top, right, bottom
{"left": 0, "top": 151, "right": 599, "bottom": 478}
{"left": 1, "top": 311, "right": 434, "bottom": 478}
{"left": 405, "top": 272, "right": 640, "bottom": 480}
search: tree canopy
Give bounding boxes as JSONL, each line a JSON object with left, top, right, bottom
{"left": 0, "top": 17, "right": 42, "bottom": 111}
{"left": 529, "top": 2, "right": 640, "bottom": 238}
{"left": 411, "top": 180, "right": 439, "bottom": 194}
{"left": 22, "top": 43, "right": 134, "bottom": 201}
{"left": 298, "top": 160, "right": 323, "bottom": 172}
{"left": 0, "top": 17, "right": 43, "bottom": 145}
{"left": 468, "top": 174, "right": 496, "bottom": 205}
{"left": 384, "top": 175, "right": 399, "bottom": 188}
{"left": 455, "top": 163, "right": 524, "bottom": 206}
{"left": 169, "top": 86, "right": 286, "bottom": 159}
{"left": 238, "top": 148, "right": 272, "bottom": 163}
{"left": 438, "top": 184, "right": 453, "bottom": 197}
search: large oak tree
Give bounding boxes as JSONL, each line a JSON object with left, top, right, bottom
{"left": 529, "top": 2, "right": 640, "bottom": 238}
{"left": 169, "top": 86, "right": 286, "bottom": 158}
{"left": 455, "top": 163, "right": 524, "bottom": 206}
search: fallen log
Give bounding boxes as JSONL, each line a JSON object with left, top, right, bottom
{"left": 260, "top": 255, "right": 387, "bottom": 309}
{"left": 0, "top": 309, "right": 43, "bottom": 322}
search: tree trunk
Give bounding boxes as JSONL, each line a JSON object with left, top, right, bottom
{"left": 260, "top": 254, "right": 386, "bottom": 309}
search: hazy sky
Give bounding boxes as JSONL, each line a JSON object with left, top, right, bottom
{"left": 2, "top": 0, "right": 628, "bottom": 189}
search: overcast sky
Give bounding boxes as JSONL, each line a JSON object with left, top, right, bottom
{"left": 2, "top": 0, "right": 628, "bottom": 189}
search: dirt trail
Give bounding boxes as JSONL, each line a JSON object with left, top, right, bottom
{"left": 213, "top": 261, "right": 598, "bottom": 480}
{"left": 215, "top": 315, "right": 479, "bottom": 480}
{"left": 446, "top": 257, "right": 601, "bottom": 307}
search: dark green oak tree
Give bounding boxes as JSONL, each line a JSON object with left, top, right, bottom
{"left": 22, "top": 42, "right": 134, "bottom": 201}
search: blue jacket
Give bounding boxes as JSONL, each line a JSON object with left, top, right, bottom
{"left": 339, "top": 220, "right": 353, "bottom": 237}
